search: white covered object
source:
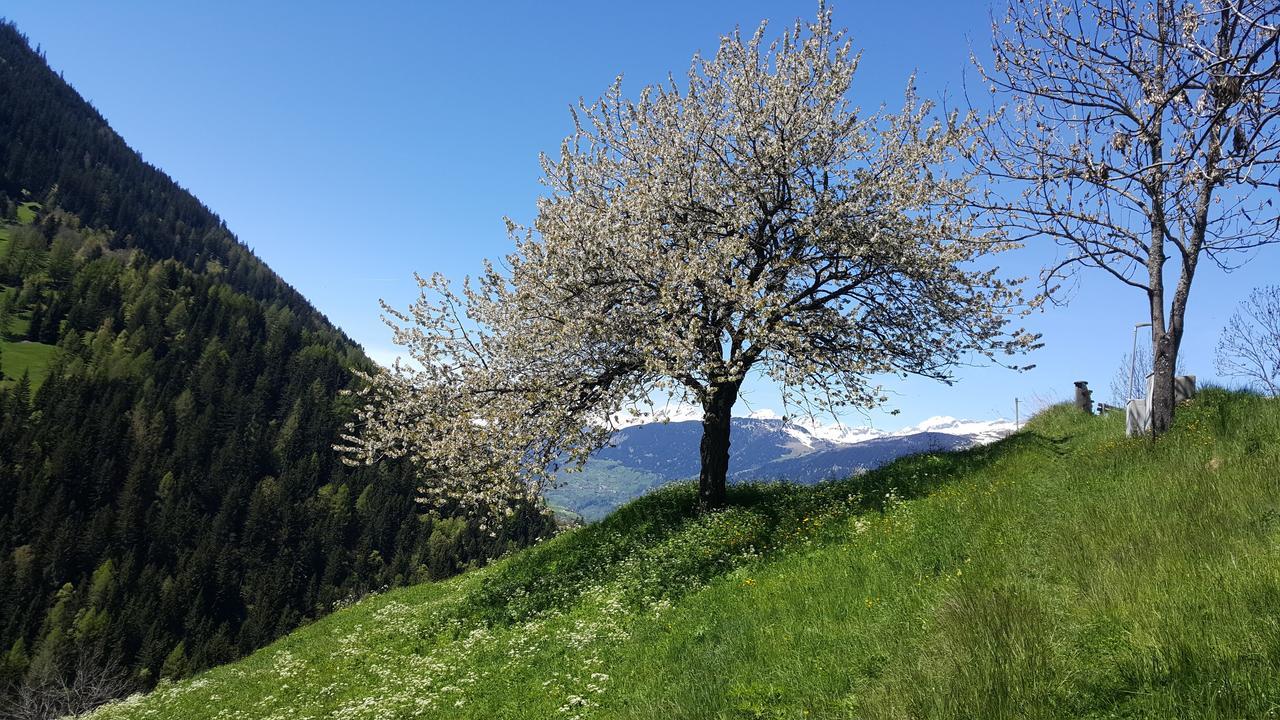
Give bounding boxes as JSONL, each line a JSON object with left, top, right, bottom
{"left": 1126, "top": 398, "right": 1151, "bottom": 436}
{"left": 1125, "top": 374, "right": 1196, "bottom": 437}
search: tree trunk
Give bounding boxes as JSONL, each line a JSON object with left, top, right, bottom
{"left": 1146, "top": 181, "right": 1173, "bottom": 436}
{"left": 1141, "top": 36, "right": 1174, "bottom": 438}
{"left": 697, "top": 381, "right": 740, "bottom": 512}
{"left": 1154, "top": 252, "right": 1196, "bottom": 437}
{"left": 1150, "top": 329, "right": 1176, "bottom": 435}
{"left": 1147, "top": 288, "right": 1177, "bottom": 435}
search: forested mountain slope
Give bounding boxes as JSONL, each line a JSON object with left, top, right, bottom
{"left": 0, "top": 21, "right": 552, "bottom": 714}
{"left": 84, "top": 391, "right": 1280, "bottom": 719}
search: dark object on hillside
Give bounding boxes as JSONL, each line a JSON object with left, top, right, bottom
{"left": 1074, "top": 381, "right": 1093, "bottom": 414}
{"left": 1096, "top": 402, "right": 1121, "bottom": 413}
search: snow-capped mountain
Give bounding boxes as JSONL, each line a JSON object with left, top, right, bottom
{"left": 546, "top": 414, "right": 1016, "bottom": 521}
{"left": 894, "top": 416, "right": 1015, "bottom": 445}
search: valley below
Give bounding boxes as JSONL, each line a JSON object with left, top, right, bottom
{"left": 550, "top": 415, "right": 1014, "bottom": 521}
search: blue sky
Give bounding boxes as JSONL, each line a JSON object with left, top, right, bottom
{"left": 4, "top": 1, "right": 1276, "bottom": 429}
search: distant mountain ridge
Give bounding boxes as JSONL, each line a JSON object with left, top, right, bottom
{"left": 548, "top": 415, "right": 1015, "bottom": 520}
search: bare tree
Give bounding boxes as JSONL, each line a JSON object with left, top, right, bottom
{"left": 1108, "top": 339, "right": 1185, "bottom": 404}
{"left": 1110, "top": 342, "right": 1154, "bottom": 404}
{"left": 971, "top": 0, "right": 1280, "bottom": 435}
{"left": 0, "top": 654, "right": 134, "bottom": 720}
{"left": 1217, "top": 284, "right": 1280, "bottom": 394}
{"left": 339, "top": 7, "right": 1036, "bottom": 516}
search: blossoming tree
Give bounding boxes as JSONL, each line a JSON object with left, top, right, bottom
{"left": 338, "top": 8, "right": 1036, "bottom": 518}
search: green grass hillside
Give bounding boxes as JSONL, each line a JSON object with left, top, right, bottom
{"left": 84, "top": 390, "right": 1280, "bottom": 719}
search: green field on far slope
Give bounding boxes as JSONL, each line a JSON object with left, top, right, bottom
{"left": 15, "top": 200, "right": 39, "bottom": 224}
{"left": 85, "top": 389, "right": 1280, "bottom": 719}
{"left": 1, "top": 208, "right": 60, "bottom": 391}
{"left": 0, "top": 280, "right": 59, "bottom": 393}
{"left": 0, "top": 338, "right": 57, "bottom": 391}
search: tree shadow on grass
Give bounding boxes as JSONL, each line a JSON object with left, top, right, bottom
{"left": 460, "top": 406, "right": 1082, "bottom": 627}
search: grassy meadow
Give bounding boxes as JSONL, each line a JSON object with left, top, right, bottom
{"left": 83, "top": 389, "right": 1280, "bottom": 719}
{"left": 15, "top": 201, "right": 39, "bottom": 225}
{"left": 0, "top": 207, "right": 60, "bottom": 391}
{"left": 0, "top": 338, "right": 57, "bottom": 390}
{"left": 0, "top": 283, "right": 58, "bottom": 392}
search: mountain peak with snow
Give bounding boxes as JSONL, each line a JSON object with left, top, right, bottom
{"left": 550, "top": 410, "right": 1019, "bottom": 520}
{"left": 892, "top": 416, "right": 1016, "bottom": 444}
{"left": 608, "top": 404, "right": 1015, "bottom": 445}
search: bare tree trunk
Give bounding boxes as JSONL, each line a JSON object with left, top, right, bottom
{"left": 1151, "top": 329, "right": 1176, "bottom": 435}
{"left": 1146, "top": 233, "right": 1178, "bottom": 436}
{"left": 1155, "top": 249, "right": 1198, "bottom": 436}
{"left": 1146, "top": 0, "right": 1213, "bottom": 437}
{"left": 1144, "top": 8, "right": 1174, "bottom": 438}
{"left": 697, "top": 380, "right": 739, "bottom": 512}
{"left": 1147, "top": 243, "right": 1175, "bottom": 435}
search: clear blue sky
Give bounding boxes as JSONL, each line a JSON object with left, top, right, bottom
{"left": 4, "top": 1, "right": 1276, "bottom": 428}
